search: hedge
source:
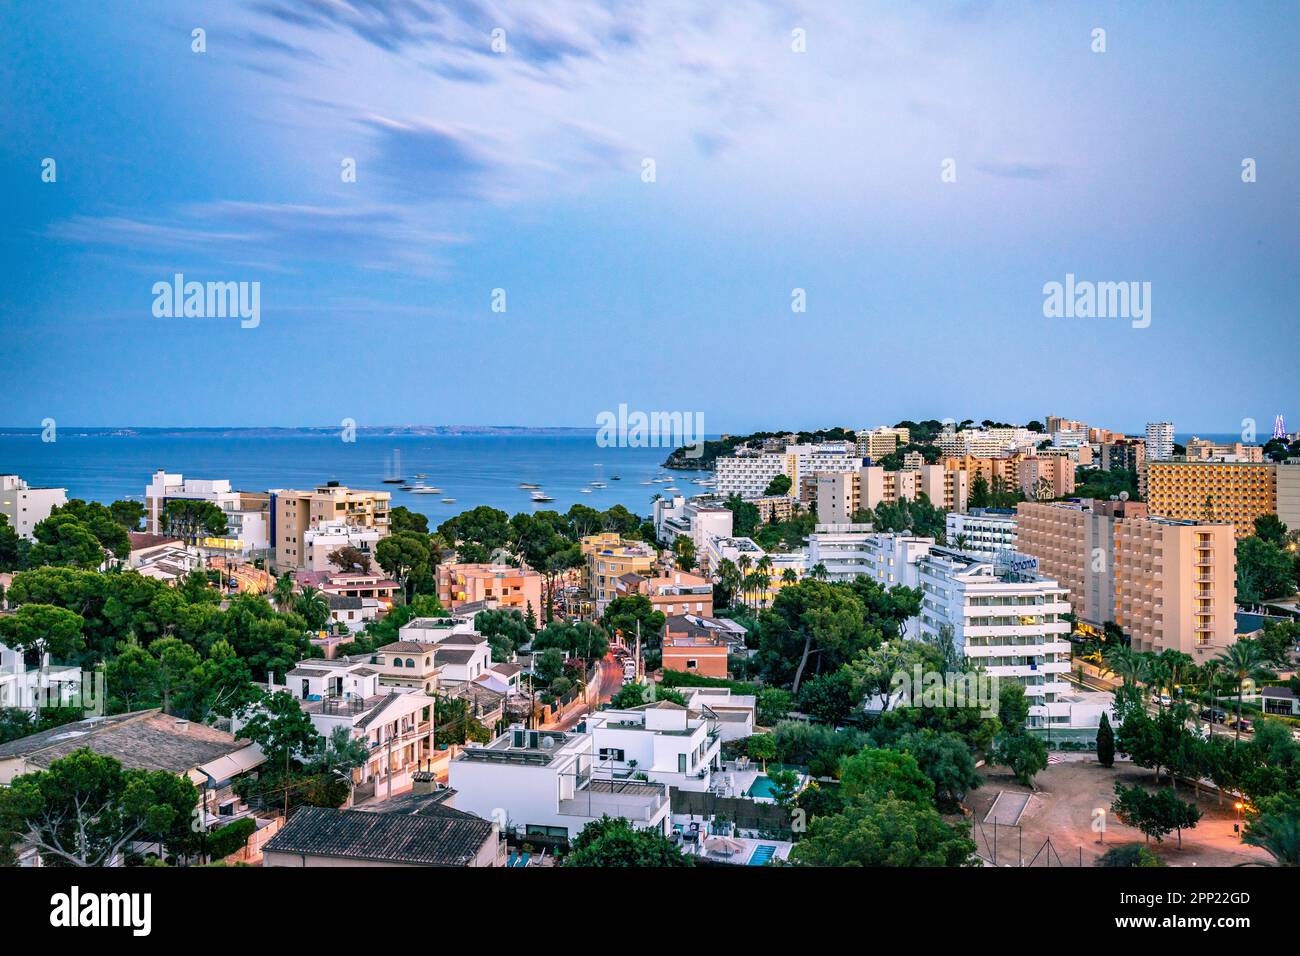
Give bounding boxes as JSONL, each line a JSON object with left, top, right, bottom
{"left": 659, "top": 670, "right": 758, "bottom": 695}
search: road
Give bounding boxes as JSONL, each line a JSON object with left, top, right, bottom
{"left": 544, "top": 654, "right": 624, "bottom": 731}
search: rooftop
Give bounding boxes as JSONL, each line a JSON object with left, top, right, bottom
{"left": 263, "top": 805, "right": 495, "bottom": 866}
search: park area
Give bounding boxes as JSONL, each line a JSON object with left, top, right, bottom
{"left": 963, "top": 758, "right": 1274, "bottom": 867}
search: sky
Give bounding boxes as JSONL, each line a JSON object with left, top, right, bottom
{"left": 1, "top": 0, "right": 1297, "bottom": 434}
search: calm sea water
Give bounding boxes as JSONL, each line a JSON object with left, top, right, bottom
{"left": 0, "top": 433, "right": 700, "bottom": 522}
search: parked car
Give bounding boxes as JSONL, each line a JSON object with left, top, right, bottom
{"left": 1200, "top": 708, "right": 1228, "bottom": 723}
{"left": 1228, "top": 716, "right": 1253, "bottom": 733}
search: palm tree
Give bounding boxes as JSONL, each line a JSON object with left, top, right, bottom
{"left": 271, "top": 572, "right": 296, "bottom": 612}
{"left": 809, "top": 562, "right": 828, "bottom": 581}
{"left": 1103, "top": 645, "right": 1148, "bottom": 688}
{"left": 716, "top": 558, "right": 740, "bottom": 609}
{"left": 1216, "top": 641, "right": 1267, "bottom": 741}
{"left": 781, "top": 567, "right": 798, "bottom": 586}
{"left": 1243, "top": 810, "right": 1300, "bottom": 866}
{"left": 295, "top": 585, "right": 331, "bottom": 632}
{"left": 737, "top": 554, "right": 753, "bottom": 609}
{"left": 755, "top": 555, "right": 774, "bottom": 608}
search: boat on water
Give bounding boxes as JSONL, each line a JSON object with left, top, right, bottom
{"left": 590, "top": 481, "right": 606, "bottom": 488}
{"left": 579, "top": 488, "right": 593, "bottom": 494}
{"left": 640, "top": 480, "right": 653, "bottom": 485}
{"left": 410, "top": 486, "right": 439, "bottom": 494}
{"left": 414, "top": 473, "right": 427, "bottom": 479}
{"left": 610, "top": 475, "right": 621, "bottom": 480}
{"left": 519, "top": 482, "right": 541, "bottom": 489}
{"left": 441, "top": 498, "right": 456, "bottom": 504}
{"left": 382, "top": 478, "right": 405, "bottom": 484}
{"left": 531, "top": 492, "right": 555, "bottom": 502}
{"left": 664, "top": 486, "right": 680, "bottom": 492}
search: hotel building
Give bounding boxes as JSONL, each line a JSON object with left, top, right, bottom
{"left": 1145, "top": 422, "right": 1175, "bottom": 461}
{"left": 270, "top": 483, "right": 390, "bottom": 571}
{"left": 0, "top": 475, "right": 67, "bottom": 540}
{"left": 1113, "top": 515, "right": 1237, "bottom": 659}
{"left": 946, "top": 509, "right": 1017, "bottom": 558}
{"left": 1142, "top": 461, "right": 1276, "bottom": 537}
{"left": 819, "top": 465, "right": 968, "bottom": 523}
{"left": 915, "top": 548, "right": 1073, "bottom": 728}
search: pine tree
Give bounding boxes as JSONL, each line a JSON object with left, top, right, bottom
{"left": 1097, "top": 711, "right": 1115, "bottom": 768}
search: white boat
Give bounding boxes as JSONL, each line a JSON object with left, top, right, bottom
{"left": 441, "top": 498, "right": 456, "bottom": 503}
{"left": 531, "top": 492, "right": 554, "bottom": 502}
{"left": 579, "top": 488, "right": 593, "bottom": 494}
{"left": 590, "top": 482, "right": 606, "bottom": 488}
{"left": 410, "top": 486, "right": 439, "bottom": 494}
{"left": 664, "top": 486, "right": 680, "bottom": 492}
{"left": 519, "top": 482, "right": 541, "bottom": 489}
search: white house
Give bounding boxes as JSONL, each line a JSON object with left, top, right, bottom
{"left": 586, "top": 701, "right": 722, "bottom": 791}
{"left": 448, "top": 725, "right": 672, "bottom": 842}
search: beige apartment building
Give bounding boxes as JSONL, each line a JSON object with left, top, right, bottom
{"left": 435, "top": 563, "right": 543, "bottom": 615}
{"left": 1018, "top": 455, "right": 1075, "bottom": 500}
{"left": 1016, "top": 499, "right": 1147, "bottom": 632}
{"left": 817, "top": 465, "right": 968, "bottom": 523}
{"left": 1113, "top": 516, "right": 1236, "bottom": 659}
{"left": 1184, "top": 438, "right": 1264, "bottom": 462}
{"left": 271, "top": 483, "right": 391, "bottom": 571}
{"left": 581, "top": 533, "right": 658, "bottom": 613}
{"left": 1016, "top": 499, "right": 1236, "bottom": 657}
{"left": 1142, "top": 461, "right": 1276, "bottom": 537}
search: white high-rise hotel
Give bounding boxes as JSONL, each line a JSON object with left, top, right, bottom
{"left": 915, "top": 548, "right": 1072, "bottom": 728}
{"left": 1145, "top": 422, "right": 1175, "bottom": 461}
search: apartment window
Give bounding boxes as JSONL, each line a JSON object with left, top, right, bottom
{"left": 598, "top": 747, "right": 625, "bottom": 762}
{"left": 687, "top": 659, "right": 698, "bottom": 669}
{"left": 678, "top": 754, "right": 687, "bottom": 774}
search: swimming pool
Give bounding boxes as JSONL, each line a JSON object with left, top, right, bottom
{"left": 747, "top": 844, "right": 777, "bottom": 866}
{"left": 745, "top": 775, "right": 778, "bottom": 799}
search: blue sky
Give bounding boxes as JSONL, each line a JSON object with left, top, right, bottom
{"left": 1, "top": 0, "right": 1297, "bottom": 433}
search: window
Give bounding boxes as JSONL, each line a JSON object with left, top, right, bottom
{"left": 687, "top": 659, "right": 698, "bottom": 669}
{"left": 598, "top": 747, "right": 625, "bottom": 762}
{"left": 678, "top": 753, "right": 687, "bottom": 773}
{"left": 406, "top": 658, "right": 415, "bottom": 668}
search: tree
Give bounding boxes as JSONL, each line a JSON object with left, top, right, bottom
{"left": 1096, "top": 843, "right": 1164, "bottom": 867}
{"left": 475, "top": 608, "right": 533, "bottom": 660}
{"left": 389, "top": 506, "right": 429, "bottom": 535}
{"left": 756, "top": 686, "right": 793, "bottom": 726}
{"left": 1243, "top": 804, "right": 1300, "bottom": 867}
{"left": 533, "top": 647, "right": 567, "bottom": 685}
{"left": 294, "top": 585, "right": 331, "bottom": 631}
{"left": 796, "top": 669, "right": 860, "bottom": 725}
{"left": 0, "top": 749, "right": 198, "bottom": 866}
{"left": 1096, "top": 711, "right": 1116, "bottom": 768}
{"left": 160, "top": 499, "right": 229, "bottom": 550}
{"left": 234, "top": 691, "right": 322, "bottom": 779}
{"left": 1216, "top": 640, "right": 1268, "bottom": 741}
{"left": 672, "top": 534, "right": 697, "bottom": 572}
{"left": 532, "top": 620, "right": 609, "bottom": 662}
{"left": 994, "top": 732, "right": 1048, "bottom": 788}
{"left": 747, "top": 733, "right": 776, "bottom": 772}
{"left": 375, "top": 532, "right": 431, "bottom": 600}
{"left": 838, "top": 747, "right": 934, "bottom": 805}
{"left": 1254, "top": 514, "right": 1288, "bottom": 546}
{"left": 1111, "top": 783, "right": 1201, "bottom": 846}
{"left": 0, "top": 515, "right": 21, "bottom": 572}
{"left": 27, "top": 512, "right": 105, "bottom": 568}
{"left": 968, "top": 473, "right": 991, "bottom": 509}
{"left": 271, "top": 572, "right": 297, "bottom": 612}
{"left": 0, "top": 603, "right": 85, "bottom": 664}
{"left": 302, "top": 726, "right": 372, "bottom": 807}
{"left": 564, "top": 815, "right": 692, "bottom": 867}
{"left": 109, "top": 499, "right": 146, "bottom": 531}
{"left": 790, "top": 795, "right": 979, "bottom": 867}
{"left": 763, "top": 474, "right": 792, "bottom": 497}
{"left": 151, "top": 637, "right": 201, "bottom": 715}
{"left": 1236, "top": 536, "right": 1295, "bottom": 604}
{"left": 327, "top": 545, "right": 372, "bottom": 574}
{"left": 601, "top": 594, "right": 665, "bottom": 646}
{"left": 44, "top": 500, "right": 131, "bottom": 560}
{"left": 898, "top": 729, "right": 982, "bottom": 809}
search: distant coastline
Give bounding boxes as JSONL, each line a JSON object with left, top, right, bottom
{"left": 0, "top": 425, "right": 598, "bottom": 439}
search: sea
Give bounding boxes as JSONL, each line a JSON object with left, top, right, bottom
{"left": 0, "top": 431, "right": 706, "bottom": 523}
{"left": 0, "top": 428, "right": 1249, "bottom": 524}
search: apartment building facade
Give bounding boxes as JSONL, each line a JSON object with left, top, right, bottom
{"left": 946, "top": 509, "right": 1017, "bottom": 558}
{"left": 1112, "top": 516, "right": 1236, "bottom": 660}
{"left": 1145, "top": 422, "right": 1175, "bottom": 461}
{"left": 915, "top": 549, "right": 1073, "bottom": 728}
{"left": 270, "top": 483, "right": 391, "bottom": 570}
{"left": 435, "top": 562, "right": 544, "bottom": 615}
{"left": 581, "top": 533, "right": 657, "bottom": 613}
{"left": 1018, "top": 455, "right": 1075, "bottom": 500}
{"left": 0, "top": 475, "right": 66, "bottom": 540}
{"left": 1142, "top": 461, "right": 1276, "bottom": 537}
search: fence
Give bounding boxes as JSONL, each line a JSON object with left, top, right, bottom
{"left": 669, "top": 788, "right": 794, "bottom": 838}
